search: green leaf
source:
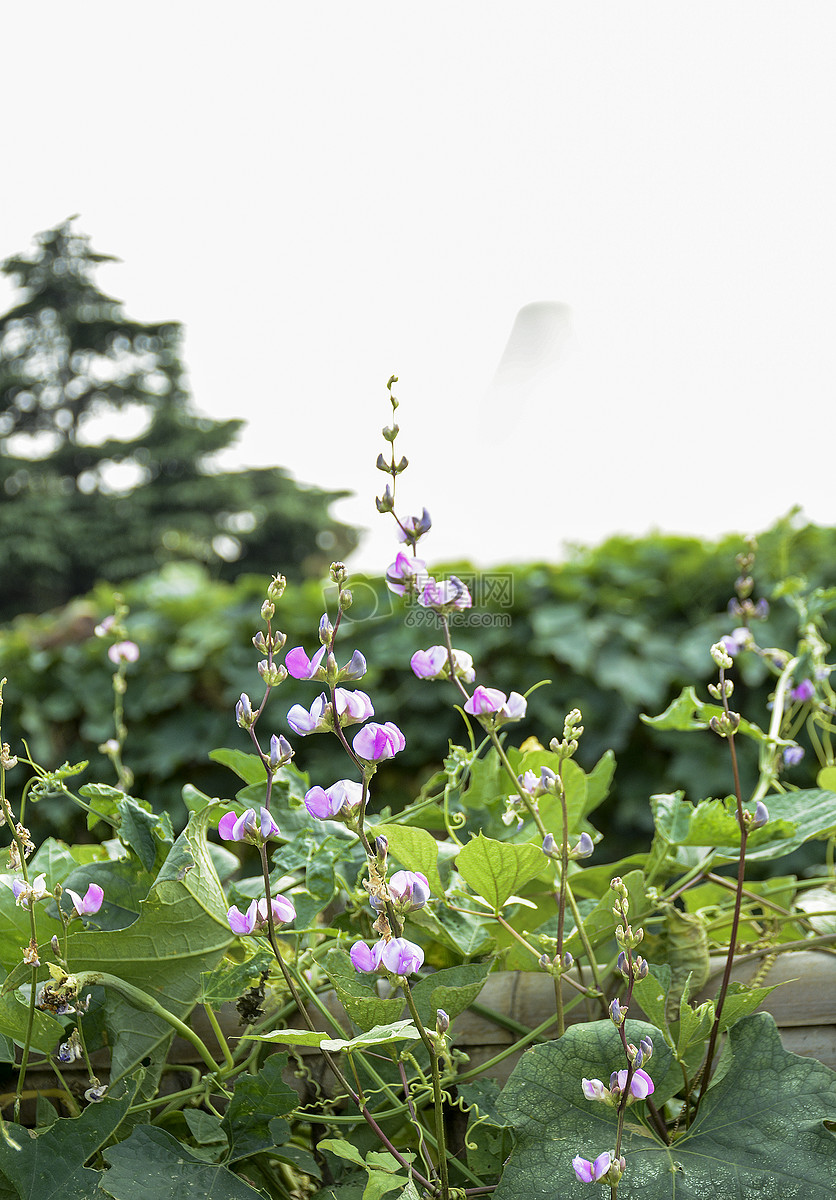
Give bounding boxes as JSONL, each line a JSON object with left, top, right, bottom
{"left": 242, "top": 1026, "right": 329, "bottom": 1047}
{"left": 55, "top": 856, "right": 155, "bottom": 932}
{"left": 221, "top": 1053, "right": 298, "bottom": 1162}
{"left": 208, "top": 747, "right": 268, "bottom": 786}
{"left": 652, "top": 790, "right": 836, "bottom": 863}
{"left": 456, "top": 834, "right": 545, "bottom": 910}
{"left": 117, "top": 796, "right": 173, "bottom": 873}
{"left": 101, "top": 1125, "right": 267, "bottom": 1198}
{"left": 3, "top": 807, "right": 236, "bottom": 1089}
{"left": 0, "top": 969, "right": 65, "bottom": 1053}
{"left": 817, "top": 766, "right": 836, "bottom": 791}
{"left": 409, "top": 903, "right": 496, "bottom": 959}
{"left": 28, "top": 838, "right": 80, "bottom": 888}
{"left": 495, "top": 1013, "right": 836, "bottom": 1200}
{"left": 200, "top": 946, "right": 274, "bottom": 1006}
{"left": 367, "top": 824, "right": 445, "bottom": 896}
{"left": 0, "top": 1075, "right": 139, "bottom": 1199}
{"left": 584, "top": 750, "right": 616, "bottom": 816}
{"left": 320, "top": 1020, "right": 421, "bottom": 1052}
{"left": 318, "top": 1138, "right": 366, "bottom": 1168}
{"left": 410, "top": 961, "right": 492, "bottom": 1026}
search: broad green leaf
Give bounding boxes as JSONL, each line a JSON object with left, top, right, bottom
{"left": 0, "top": 1075, "right": 139, "bottom": 1199}
{"left": 653, "top": 789, "right": 836, "bottom": 863}
{"left": 3, "top": 807, "right": 236, "bottom": 1089}
{"left": 28, "top": 838, "right": 79, "bottom": 888}
{"left": 409, "top": 903, "right": 496, "bottom": 959}
{"left": 320, "top": 1020, "right": 421, "bottom": 1052}
{"left": 243, "top": 1026, "right": 328, "bottom": 1047}
{"left": 208, "top": 747, "right": 267, "bottom": 786}
{"left": 410, "top": 961, "right": 492, "bottom": 1026}
{"left": 200, "top": 946, "right": 274, "bottom": 1006}
{"left": 584, "top": 750, "right": 616, "bottom": 816}
{"left": 101, "top": 1125, "right": 266, "bottom": 1198}
{"left": 641, "top": 686, "right": 768, "bottom": 743}
{"left": 0, "top": 968, "right": 64, "bottom": 1053}
{"left": 495, "top": 1013, "right": 836, "bottom": 1200}
{"left": 456, "top": 834, "right": 544, "bottom": 910}
{"left": 221, "top": 1053, "right": 297, "bottom": 1162}
{"left": 117, "top": 796, "right": 173, "bottom": 873}
{"left": 318, "top": 1138, "right": 366, "bottom": 1168}
{"left": 367, "top": 824, "right": 445, "bottom": 896}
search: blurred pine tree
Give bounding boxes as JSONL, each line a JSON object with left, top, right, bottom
{"left": 0, "top": 219, "right": 356, "bottom": 619}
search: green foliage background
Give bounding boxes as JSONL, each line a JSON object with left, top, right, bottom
{"left": 1, "top": 514, "right": 833, "bottom": 857}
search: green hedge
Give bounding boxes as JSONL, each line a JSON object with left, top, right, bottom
{"left": 1, "top": 514, "right": 833, "bottom": 856}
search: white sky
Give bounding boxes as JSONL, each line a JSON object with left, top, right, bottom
{"left": 2, "top": 2, "right": 835, "bottom": 573}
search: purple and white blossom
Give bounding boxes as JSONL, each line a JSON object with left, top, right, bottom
{"left": 418, "top": 575, "right": 472, "bottom": 612}
{"left": 386, "top": 552, "right": 429, "bottom": 596}
{"left": 411, "top": 646, "right": 475, "bottom": 682}
{"left": 721, "top": 627, "right": 751, "bottom": 657}
{"left": 285, "top": 645, "right": 327, "bottom": 680}
{"left": 463, "top": 686, "right": 527, "bottom": 724}
{"left": 572, "top": 1153, "right": 611, "bottom": 1183}
{"left": 387, "top": 870, "right": 431, "bottom": 911}
{"left": 379, "top": 937, "right": 425, "bottom": 976}
{"left": 750, "top": 800, "right": 769, "bottom": 830}
{"left": 218, "top": 807, "right": 280, "bottom": 843}
{"left": 269, "top": 733, "right": 294, "bottom": 771}
{"left": 611, "top": 1067, "right": 655, "bottom": 1100}
{"left": 10, "top": 873, "right": 49, "bottom": 909}
{"left": 353, "top": 721, "right": 406, "bottom": 762}
{"left": 581, "top": 1078, "right": 608, "bottom": 1101}
{"left": 304, "top": 779, "right": 364, "bottom": 820}
{"left": 287, "top": 689, "right": 374, "bottom": 736}
{"left": 396, "top": 509, "right": 432, "bottom": 547}
{"left": 350, "top": 939, "right": 385, "bottom": 973}
{"left": 227, "top": 893, "right": 296, "bottom": 935}
{"left": 65, "top": 883, "right": 104, "bottom": 917}
{"left": 571, "top": 832, "right": 595, "bottom": 859}
{"left": 108, "top": 640, "right": 140, "bottom": 664}
{"left": 783, "top": 745, "right": 805, "bottom": 767}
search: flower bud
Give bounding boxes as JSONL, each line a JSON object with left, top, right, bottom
{"left": 542, "top": 833, "right": 556, "bottom": 855}
{"left": 261, "top": 599, "right": 275, "bottom": 620}
{"left": 710, "top": 642, "right": 734, "bottom": 669}
{"left": 268, "top": 734, "right": 294, "bottom": 772}
{"left": 319, "top": 614, "right": 334, "bottom": 646}
{"left": 436, "top": 1009, "right": 450, "bottom": 1034}
{"left": 236, "top": 693, "right": 255, "bottom": 729}
{"left": 267, "top": 575, "right": 286, "bottom": 601}
{"left": 330, "top": 562, "right": 348, "bottom": 585}
{"left": 258, "top": 660, "right": 288, "bottom": 687}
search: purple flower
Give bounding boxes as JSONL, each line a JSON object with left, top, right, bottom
{"left": 285, "top": 645, "right": 327, "bottom": 680}
{"left": 396, "top": 509, "right": 432, "bottom": 546}
{"left": 287, "top": 689, "right": 374, "bottom": 736}
{"left": 108, "top": 640, "right": 140, "bottom": 664}
{"left": 463, "top": 686, "right": 527, "bottom": 724}
{"left": 791, "top": 678, "right": 815, "bottom": 703}
{"left": 304, "top": 779, "right": 364, "bottom": 819}
{"left": 227, "top": 893, "right": 296, "bottom": 935}
{"left": 419, "top": 576, "right": 472, "bottom": 612}
{"left": 721, "top": 627, "right": 750, "bottom": 657}
{"left": 350, "top": 939, "right": 385, "bottom": 973}
{"left": 218, "top": 807, "right": 280, "bottom": 843}
{"left": 572, "top": 1153, "right": 611, "bottom": 1183}
{"left": 572, "top": 832, "right": 595, "bottom": 859}
{"left": 65, "top": 883, "right": 104, "bottom": 917}
{"left": 386, "top": 552, "right": 429, "bottom": 596}
{"left": 388, "top": 870, "right": 431, "bottom": 910}
{"left": 751, "top": 800, "right": 769, "bottom": 830}
{"left": 581, "top": 1078, "right": 607, "bottom": 1101}
{"left": 340, "top": 650, "right": 367, "bottom": 681}
{"left": 269, "top": 734, "right": 294, "bottom": 771}
{"left": 783, "top": 745, "right": 805, "bottom": 767}
{"left": 613, "top": 1067, "right": 654, "bottom": 1099}
{"left": 379, "top": 937, "right": 424, "bottom": 976}
{"left": 10, "top": 874, "right": 49, "bottom": 909}
{"left": 411, "top": 646, "right": 475, "bottom": 682}
{"left": 352, "top": 721, "right": 406, "bottom": 762}
{"left": 227, "top": 899, "right": 259, "bottom": 934}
